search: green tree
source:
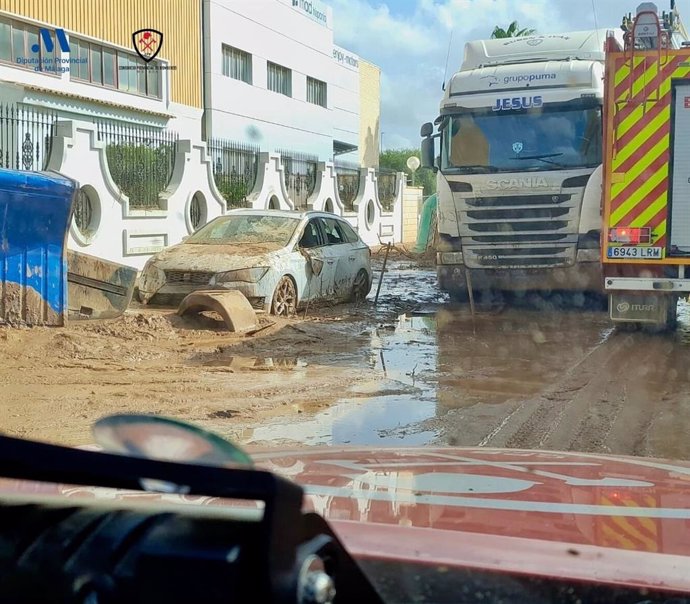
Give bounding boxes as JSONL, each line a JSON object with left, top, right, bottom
{"left": 491, "top": 21, "right": 536, "bottom": 38}
{"left": 379, "top": 148, "right": 436, "bottom": 196}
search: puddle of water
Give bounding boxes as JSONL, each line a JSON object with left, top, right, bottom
{"left": 241, "top": 264, "right": 616, "bottom": 448}
{"left": 250, "top": 395, "right": 438, "bottom": 446}
{"left": 246, "top": 312, "right": 439, "bottom": 446}
{"left": 244, "top": 303, "right": 614, "bottom": 448}
{"left": 202, "top": 356, "right": 308, "bottom": 370}
{"left": 373, "top": 263, "right": 446, "bottom": 313}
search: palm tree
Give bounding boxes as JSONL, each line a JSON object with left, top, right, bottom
{"left": 491, "top": 21, "right": 536, "bottom": 39}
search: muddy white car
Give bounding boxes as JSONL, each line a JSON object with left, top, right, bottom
{"left": 137, "top": 209, "right": 373, "bottom": 315}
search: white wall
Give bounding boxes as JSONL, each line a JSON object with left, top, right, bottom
{"left": 204, "top": 0, "right": 360, "bottom": 160}
{"left": 42, "top": 119, "right": 405, "bottom": 269}
{"left": 331, "top": 44, "right": 360, "bottom": 154}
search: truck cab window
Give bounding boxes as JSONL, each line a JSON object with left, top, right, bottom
{"left": 442, "top": 103, "right": 603, "bottom": 173}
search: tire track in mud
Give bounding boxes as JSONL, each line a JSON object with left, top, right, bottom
{"left": 483, "top": 329, "right": 688, "bottom": 457}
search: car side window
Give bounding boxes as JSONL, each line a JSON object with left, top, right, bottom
{"left": 337, "top": 220, "right": 360, "bottom": 244}
{"left": 319, "top": 218, "right": 346, "bottom": 245}
{"left": 299, "top": 219, "right": 324, "bottom": 249}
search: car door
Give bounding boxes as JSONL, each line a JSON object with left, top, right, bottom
{"left": 295, "top": 218, "right": 332, "bottom": 301}
{"left": 337, "top": 219, "right": 372, "bottom": 293}
{"left": 318, "top": 216, "right": 358, "bottom": 299}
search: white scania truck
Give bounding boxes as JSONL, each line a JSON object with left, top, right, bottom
{"left": 421, "top": 30, "right": 614, "bottom": 299}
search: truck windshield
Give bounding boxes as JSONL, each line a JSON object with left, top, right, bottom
{"left": 441, "top": 103, "right": 602, "bottom": 173}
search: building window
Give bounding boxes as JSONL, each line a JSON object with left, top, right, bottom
{"left": 222, "top": 45, "right": 252, "bottom": 84}
{"left": 0, "top": 16, "right": 55, "bottom": 72}
{"left": 306, "top": 76, "right": 327, "bottom": 108}
{"left": 70, "top": 37, "right": 162, "bottom": 99}
{"left": 267, "top": 61, "right": 291, "bottom": 97}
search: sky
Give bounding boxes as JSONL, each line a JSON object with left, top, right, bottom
{"left": 325, "top": 0, "right": 661, "bottom": 151}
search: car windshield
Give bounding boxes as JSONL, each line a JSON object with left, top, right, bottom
{"left": 186, "top": 215, "right": 300, "bottom": 246}
{"left": 442, "top": 102, "right": 602, "bottom": 173}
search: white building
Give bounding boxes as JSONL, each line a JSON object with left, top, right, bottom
{"left": 202, "top": 0, "right": 379, "bottom": 165}
{"left": 0, "top": 0, "right": 398, "bottom": 275}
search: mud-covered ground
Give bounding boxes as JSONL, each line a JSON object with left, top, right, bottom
{"left": 2, "top": 251, "right": 690, "bottom": 461}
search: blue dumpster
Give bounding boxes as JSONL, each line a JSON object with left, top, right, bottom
{"left": 0, "top": 169, "right": 76, "bottom": 326}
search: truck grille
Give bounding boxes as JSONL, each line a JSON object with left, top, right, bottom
{"left": 464, "top": 246, "right": 575, "bottom": 268}
{"left": 457, "top": 192, "right": 580, "bottom": 269}
{"left": 466, "top": 208, "right": 570, "bottom": 220}
{"left": 471, "top": 234, "right": 568, "bottom": 243}
{"left": 468, "top": 220, "right": 569, "bottom": 233}
{"left": 165, "top": 270, "right": 214, "bottom": 285}
{"left": 466, "top": 194, "right": 571, "bottom": 207}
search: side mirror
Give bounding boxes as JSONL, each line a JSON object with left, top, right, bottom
{"left": 421, "top": 137, "right": 437, "bottom": 172}
{"left": 420, "top": 122, "right": 434, "bottom": 137}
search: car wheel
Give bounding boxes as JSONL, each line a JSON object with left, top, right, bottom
{"left": 350, "top": 269, "right": 371, "bottom": 302}
{"left": 272, "top": 276, "right": 297, "bottom": 316}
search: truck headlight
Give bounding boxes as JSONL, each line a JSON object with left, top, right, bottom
{"left": 214, "top": 267, "right": 269, "bottom": 283}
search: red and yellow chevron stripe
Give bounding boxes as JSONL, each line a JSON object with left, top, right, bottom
{"left": 597, "top": 493, "right": 660, "bottom": 552}
{"left": 604, "top": 49, "right": 690, "bottom": 263}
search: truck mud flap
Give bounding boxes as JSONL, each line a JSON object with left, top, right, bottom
{"left": 609, "top": 293, "right": 671, "bottom": 324}
{"left": 67, "top": 251, "right": 137, "bottom": 320}
{"left": 177, "top": 290, "right": 258, "bottom": 332}
{"left": 0, "top": 169, "right": 76, "bottom": 326}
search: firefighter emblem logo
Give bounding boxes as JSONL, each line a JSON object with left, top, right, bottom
{"left": 132, "top": 29, "right": 163, "bottom": 63}
{"left": 512, "top": 142, "right": 523, "bottom": 154}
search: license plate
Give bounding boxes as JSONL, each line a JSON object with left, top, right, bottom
{"left": 607, "top": 246, "right": 663, "bottom": 259}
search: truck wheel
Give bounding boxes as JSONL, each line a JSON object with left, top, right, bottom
{"left": 662, "top": 296, "right": 679, "bottom": 331}
{"left": 438, "top": 272, "right": 469, "bottom": 302}
{"left": 446, "top": 288, "right": 470, "bottom": 303}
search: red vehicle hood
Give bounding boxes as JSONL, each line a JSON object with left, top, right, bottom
{"left": 253, "top": 446, "right": 690, "bottom": 592}
{"left": 1, "top": 446, "right": 689, "bottom": 591}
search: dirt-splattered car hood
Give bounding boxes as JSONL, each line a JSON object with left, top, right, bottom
{"left": 148, "top": 242, "right": 286, "bottom": 272}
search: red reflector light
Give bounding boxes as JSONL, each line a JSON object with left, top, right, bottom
{"left": 608, "top": 227, "right": 651, "bottom": 244}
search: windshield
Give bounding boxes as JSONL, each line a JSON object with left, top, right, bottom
{"left": 441, "top": 103, "right": 602, "bottom": 173}
{"left": 186, "top": 215, "right": 300, "bottom": 246}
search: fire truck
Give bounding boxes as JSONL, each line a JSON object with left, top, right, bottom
{"left": 603, "top": 2, "right": 690, "bottom": 328}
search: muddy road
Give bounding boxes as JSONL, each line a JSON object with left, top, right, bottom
{"left": 1, "top": 259, "right": 690, "bottom": 461}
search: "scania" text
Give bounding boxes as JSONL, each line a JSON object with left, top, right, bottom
{"left": 485, "top": 177, "right": 550, "bottom": 189}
